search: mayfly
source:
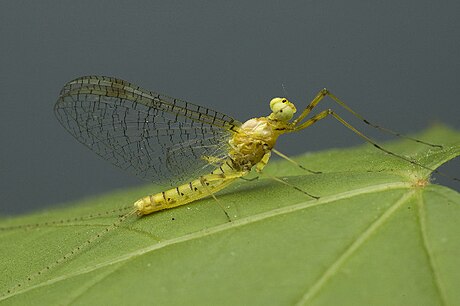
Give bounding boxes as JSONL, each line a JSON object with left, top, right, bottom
{"left": 54, "top": 76, "right": 440, "bottom": 216}
{"left": 2, "top": 75, "right": 450, "bottom": 297}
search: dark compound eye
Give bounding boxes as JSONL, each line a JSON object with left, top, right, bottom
{"left": 282, "top": 99, "right": 287, "bottom": 103}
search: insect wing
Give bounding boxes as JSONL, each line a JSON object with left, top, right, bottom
{"left": 54, "top": 76, "right": 241, "bottom": 186}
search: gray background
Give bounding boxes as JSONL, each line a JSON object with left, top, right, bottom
{"left": 1, "top": 1, "right": 459, "bottom": 215}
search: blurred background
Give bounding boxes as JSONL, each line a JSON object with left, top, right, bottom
{"left": 1, "top": 0, "right": 459, "bottom": 215}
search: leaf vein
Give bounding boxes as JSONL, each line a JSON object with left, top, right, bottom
{"left": 295, "top": 189, "right": 417, "bottom": 305}
{"left": 415, "top": 190, "right": 448, "bottom": 305}
{"left": 2, "top": 181, "right": 412, "bottom": 300}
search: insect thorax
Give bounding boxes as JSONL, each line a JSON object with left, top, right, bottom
{"left": 228, "top": 117, "right": 282, "bottom": 171}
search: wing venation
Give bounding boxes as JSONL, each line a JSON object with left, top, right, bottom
{"left": 55, "top": 76, "right": 241, "bottom": 186}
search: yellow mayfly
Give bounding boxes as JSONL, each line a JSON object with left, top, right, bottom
{"left": 55, "top": 76, "right": 438, "bottom": 216}
{"left": 3, "top": 75, "right": 448, "bottom": 297}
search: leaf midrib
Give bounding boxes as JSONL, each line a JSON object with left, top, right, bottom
{"left": 3, "top": 180, "right": 414, "bottom": 300}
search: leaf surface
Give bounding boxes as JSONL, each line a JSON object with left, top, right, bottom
{"left": 1, "top": 125, "right": 459, "bottom": 306}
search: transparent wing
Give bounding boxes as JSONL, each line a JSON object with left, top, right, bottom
{"left": 54, "top": 76, "right": 241, "bottom": 186}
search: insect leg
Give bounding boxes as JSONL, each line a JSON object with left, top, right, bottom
{"left": 192, "top": 169, "right": 249, "bottom": 221}
{"left": 255, "top": 151, "right": 272, "bottom": 172}
{"left": 200, "top": 176, "right": 232, "bottom": 222}
{"left": 261, "top": 171, "right": 320, "bottom": 199}
{"left": 293, "top": 109, "right": 459, "bottom": 181}
{"left": 294, "top": 89, "right": 441, "bottom": 148}
{"left": 271, "top": 148, "right": 322, "bottom": 174}
{"left": 325, "top": 90, "right": 442, "bottom": 148}
{"left": 292, "top": 89, "right": 329, "bottom": 125}
{"left": 201, "top": 179, "right": 232, "bottom": 222}
{"left": 294, "top": 108, "right": 420, "bottom": 162}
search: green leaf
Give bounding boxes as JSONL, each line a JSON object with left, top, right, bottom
{"left": 1, "top": 125, "right": 459, "bottom": 306}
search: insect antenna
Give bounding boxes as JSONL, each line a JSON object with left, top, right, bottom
{"left": 281, "top": 83, "right": 290, "bottom": 99}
